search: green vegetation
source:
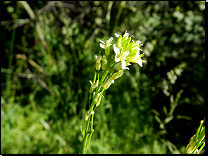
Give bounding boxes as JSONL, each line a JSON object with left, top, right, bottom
{"left": 1, "top": 1, "right": 205, "bottom": 154}
{"left": 186, "top": 119, "right": 205, "bottom": 154}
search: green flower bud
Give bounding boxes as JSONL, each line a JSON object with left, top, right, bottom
{"left": 102, "top": 75, "right": 115, "bottom": 90}
{"left": 102, "top": 70, "right": 124, "bottom": 90}
{"left": 94, "top": 55, "right": 102, "bottom": 70}
{"left": 100, "top": 37, "right": 113, "bottom": 56}
{"left": 85, "top": 110, "right": 94, "bottom": 120}
{"left": 111, "top": 70, "right": 124, "bottom": 80}
{"left": 89, "top": 80, "right": 98, "bottom": 93}
{"left": 102, "top": 55, "right": 107, "bottom": 70}
{"left": 94, "top": 92, "right": 103, "bottom": 106}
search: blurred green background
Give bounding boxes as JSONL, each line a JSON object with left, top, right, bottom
{"left": 1, "top": 1, "right": 205, "bottom": 154}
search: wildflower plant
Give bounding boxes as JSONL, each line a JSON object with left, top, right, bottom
{"left": 79, "top": 31, "right": 146, "bottom": 154}
{"left": 185, "top": 119, "right": 205, "bottom": 154}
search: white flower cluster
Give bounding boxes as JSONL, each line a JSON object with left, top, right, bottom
{"left": 99, "top": 31, "right": 145, "bottom": 70}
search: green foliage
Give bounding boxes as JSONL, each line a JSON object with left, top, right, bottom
{"left": 186, "top": 119, "right": 205, "bottom": 154}
{"left": 1, "top": 1, "right": 205, "bottom": 154}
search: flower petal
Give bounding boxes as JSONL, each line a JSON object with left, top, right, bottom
{"left": 100, "top": 43, "right": 105, "bottom": 49}
{"left": 100, "top": 40, "right": 105, "bottom": 44}
{"left": 123, "top": 51, "right": 129, "bottom": 58}
{"left": 115, "top": 33, "right": 120, "bottom": 38}
{"left": 108, "top": 37, "right": 113, "bottom": 42}
{"left": 123, "top": 31, "right": 130, "bottom": 39}
{"left": 113, "top": 44, "right": 120, "bottom": 55}
{"left": 121, "top": 60, "right": 126, "bottom": 69}
{"left": 115, "top": 56, "right": 120, "bottom": 62}
{"left": 138, "top": 59, "right": 143, "bottom": 67}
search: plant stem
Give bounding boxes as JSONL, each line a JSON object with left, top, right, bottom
{"left": 6, "top": 4, "right": 18, "bottom": 99}
{"left": 80, "top": 61, "right": 115, "bottom": 154}
{"left": 89, "top": 61, "right": 115, "bottom": 111}
{"left": 113, "top": 1, "right": 126, "bottom": 33}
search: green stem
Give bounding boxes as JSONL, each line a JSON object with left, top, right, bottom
{"left": 113, "top": 1, "right": 126, "bottom": 33}
{"left": 84, "top": 93, "right": 104, "bottom": 153}
{"left": 80, "top": 132, "right": 89, "bottom": 154}
{"left": 106, "top": 1, "right": 114, "bottom": 34}
{"left": 89, "top": 71, "right": 97, "bottom": 107}
{"left": 80, "top": 61, "right": 115, "bottom": 154}
{"left": 85, "top": 114, "right": 95, "bottom": 153}
{"left": 89, "top": 61, "right": 115, "bottom": 110}
{"left": 80, "top": 116, "right": 91, "bottom": 154}
{"left": 6, "top": 4, "right": 18, "bottom": 98}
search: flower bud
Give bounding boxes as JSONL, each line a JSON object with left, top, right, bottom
{"left": 102, "top": 70, "right": 124, "bottom": 90}
{"left": 111, "top": 70, "right": 124, "bottom": 80}
{"left": 85, "top": 110, "right": 94, "bottom": 120}
{"left": 89, "top": 80, "right": 98, "bottom": 93}
{"left": 102, "top": 55, "right": 107, "bottom": 70}
{"left": 94, "top": 55, "right": 102, "bottom": 70}
{"left": 100, "top": 37, "right": 113, "bottom": 56}
{"left": 105, "top": 37, "right": 113, "bottom": 56}
{"left": 94, "top": 92, "right": 103, "bottom": 106}
{"left": 102, "top": 79, "right": 114, "bottom": 90}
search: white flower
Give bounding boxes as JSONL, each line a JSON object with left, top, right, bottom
{"left": 100, "top": 40, "right": 106, "bottom": 49}
{"left": 135, "top": 40, "right": 143, "bottom": 46}
{"left": 101, "top": 31, "right": 146, "bottom": 70}
{"left": 128, "top": 51, "right": 143, "bottom": 67}
{"left": 99, "top": 37, "right": 113, "bottom": 56}
{"left": 114, "top": 33, "right": 120, "bottom": 38}
{"left": 113, "top": 44, "right": 130, "bottom": 69}
{"left": 113, "top": 44, "right": 120, "bottom": 62}
{"left": 123, "top": 31, "right": 130, "bottom": 39}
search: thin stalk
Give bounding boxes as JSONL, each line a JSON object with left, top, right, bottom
{"left": 113, "top": 1, "right": 126, "bottom": 33}
{"left": 89, "top": 71, "right": 97, "bottom": 107}
{"left": 85, "top": 114, "right": 95, "bottom": 153}
{"left": 80, "top": 116, "right": 91, "bottom": 154}
{"left": 80, "top": 132, "right": 89, "bottom": 154}
{"left": 6, "top": 5, "right": 17, "bottom": 98}
{"left": 106, "top": 1, "right": 114, "bottom": 34}
{"left": 18, "top": 1, "right": 35, "bottom": 20}
{"left": 84, "top": 87, "right": 104, "bottom": 153}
